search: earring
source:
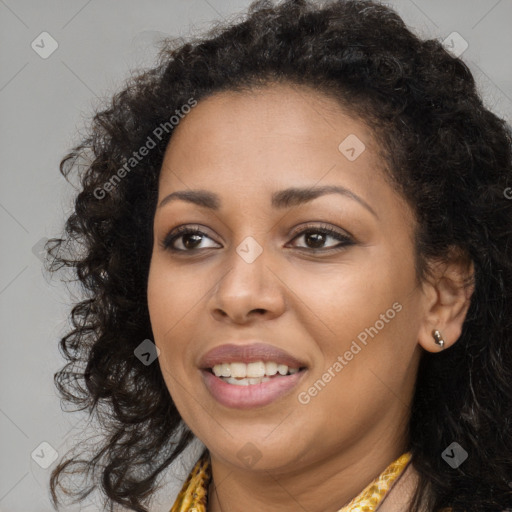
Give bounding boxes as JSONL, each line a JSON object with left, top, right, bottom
{"left": 432, "top": 329, "right": 445, "bottom": 349}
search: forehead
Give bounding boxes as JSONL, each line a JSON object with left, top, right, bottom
{"left": 168, "top": 83, "right": 375, "bottom": 146}
{"left": 160, "top": 83, "right": 384, "bottom": 188}
{"left": 155, "top": 83, "right": 415, "bottom": 247}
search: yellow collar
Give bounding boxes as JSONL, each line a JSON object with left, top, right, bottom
{"left": 169, "top": 451, "right": 412, "bottom": 512}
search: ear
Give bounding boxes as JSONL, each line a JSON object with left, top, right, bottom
{"left": 417, "top": 248, "right": 475, "bottom": 353}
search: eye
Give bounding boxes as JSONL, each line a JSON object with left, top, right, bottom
{"left": 161, "top": 223, "right": 355, "bottom": 253}
{"left": 287, "top": 224, "right": 354, "bottom": 251}
{"left": 161, "top": 225, "right": 220, "bottom": 252}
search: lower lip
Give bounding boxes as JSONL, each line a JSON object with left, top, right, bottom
{"left": 200, "top": 369, "right": 308, "bottom": 409}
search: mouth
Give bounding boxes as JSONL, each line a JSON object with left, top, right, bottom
{"left": 198, "top": 342, "right": 309, "bottom": 408}
{"left": 205, "top": 361, "right": 308, "bottom": 386}
{"left": 200, "top": 363, "right": 308, "bottom": 409}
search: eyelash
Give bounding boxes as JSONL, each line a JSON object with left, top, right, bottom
{"left": 161, "top": 223, "right": 355, "bottom": 254}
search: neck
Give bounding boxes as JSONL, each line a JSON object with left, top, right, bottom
{"left": 207, "top": 425, "right": 409, "bottom": 512}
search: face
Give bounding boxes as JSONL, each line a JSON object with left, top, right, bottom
{"left": 147, "top": 83, "right": 427, "bottom": 473}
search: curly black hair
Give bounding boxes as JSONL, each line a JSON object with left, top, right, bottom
{"left": 47, "top": 0, "right": 512, "bottom": 510}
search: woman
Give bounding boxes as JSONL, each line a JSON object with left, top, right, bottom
{"left": 47, "top": 0, "right": 512, "bottom": 511}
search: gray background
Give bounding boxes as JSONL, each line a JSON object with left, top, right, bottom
{"left": 1, "top": 1, "right": 511, "bottom": 510}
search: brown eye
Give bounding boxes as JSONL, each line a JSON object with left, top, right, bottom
{"left": 162, "top": 226, "right": 220, "bottom": 252}
{"left": 288, "top": 225, "right": 354, "bottom": 251}
{"left": 303, "top": 231, "right": 329, "bottom": 249}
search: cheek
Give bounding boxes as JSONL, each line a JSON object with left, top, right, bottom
{"left": 147, "top": 262, "right": 194, "bottom": 412}
{"left": 147, "top": 256, "right": 199, "bottom": 337}
{"left": 147, "top": 259, "right": 191, "bottom": 378}
{"left": 290, "top": 254, "right": 420, "bottom": 382}
{"left": 287, "top": 257, "right": 404, "bottom": 334}
{"left": 146, "top": 255, "right": 219, "bottom": 390}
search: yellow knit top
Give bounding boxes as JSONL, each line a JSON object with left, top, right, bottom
{"left": 169, "top": 451, "right": 416, "bottom": 512}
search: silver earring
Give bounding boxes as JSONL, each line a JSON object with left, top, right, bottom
{"left": 432, "top": 329, "right": 445, "bottom": 349}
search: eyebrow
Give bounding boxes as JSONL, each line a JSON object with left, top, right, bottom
{"left": 158, "top": 185, "right": 378, "bottom": 218}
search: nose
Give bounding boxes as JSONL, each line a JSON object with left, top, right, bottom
{"left": 208, "top": 241, "right": 286, "bottom": 324}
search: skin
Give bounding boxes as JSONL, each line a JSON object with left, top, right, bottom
{"left": 147, "top": 82, "right": 473, "bottom": 512}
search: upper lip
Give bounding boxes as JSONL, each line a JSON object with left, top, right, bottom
{"left": 198, "top": 342, "right": 308, "bottom": 370}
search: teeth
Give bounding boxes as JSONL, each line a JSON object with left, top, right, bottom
{"left": 223, "top": 376, "right": 272, "bottom": 385}
{"left": 230, "top": 362, "right": 247, "bottom": 378}
{"left": 247, "top": 361, "right": 266, "bottom": 378}
{"left": 211, "top": 361, "right": 301, "bottom": 378}
{"left": 265, "top": 361, "right": 278, "bottom": 376}
{"left": 220, "top": 363, "right": 231, "bottom": 377}
{"left": 277, "top": 364, "right": 288, "bottom": 375}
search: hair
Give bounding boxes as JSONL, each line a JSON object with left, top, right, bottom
{"left": 47, "top": 0, "right": 512, "bottom": 510}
